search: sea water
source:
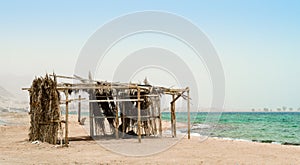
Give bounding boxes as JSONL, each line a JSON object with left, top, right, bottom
{"left": 0, "top": 119, "right": 6, "bottom": 125}
{"left": 162, "top": 112, "right": 300, "bottom": 145}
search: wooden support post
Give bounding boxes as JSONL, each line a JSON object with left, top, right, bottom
{"left": 173, "top": 95, "right": 177, "bottom": 137}
{"left": 172, "top": 95, "right": 177, "bottom": 137}
{"left": 171, "top": 94, "right": 176, "bottom": 137}
{"left": 170, "top": 95, "right": 173, "bottom": 137}
{"left": 64, "top": 91, "right": 69, "bottom": 147}
{"left": 115, "top": 103, "right": 119, "bottom": 139}
{"left": 187, "top": 88, "right": 191, "bottom": 139}
{"left": 137, "top": 87, "right": 141, "bottom": 143}
{"left": 158, "top": 96, "right": 162, "bottom": 137}
{"left": 150, "top": 102, "right": 156, "bottom": 135}
{"left": 78, "top": 95, "right": 81, "bottom": 122}
{"left": 89, "top": 92, "right": 94, "bottom": 137}
{"left": 122, "top": 102, "right": 125, "bottom": 137}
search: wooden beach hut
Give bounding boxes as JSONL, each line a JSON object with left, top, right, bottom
{"left": 23, "top": 74, "right": 191, "bottom": 146}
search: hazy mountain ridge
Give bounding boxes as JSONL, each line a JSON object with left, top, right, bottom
{"left": 0, "top": 86, "right": 28, "bottom": 112}
{"left": 0, "top": 86, "right": 15, "bottom": 98}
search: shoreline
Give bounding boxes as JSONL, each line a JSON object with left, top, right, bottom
{"left": 163, "top": 119, "right": 300, "bottom": 147}
{"left": 1, "top": 111, "right": 299, "bottom": 147}
{"left": 1, "top": 112, "right": 300, "bottom": 164}
{"left": 209, "top": 136, "right": 300, "bottom": 147}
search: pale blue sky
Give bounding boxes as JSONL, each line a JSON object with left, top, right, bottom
{"left": 0, "top": 1, "right": 299, "bottom": 109}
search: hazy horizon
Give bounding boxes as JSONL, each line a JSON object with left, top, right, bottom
{"left": 1, "top": 1, "right": 300, "bottom": 110}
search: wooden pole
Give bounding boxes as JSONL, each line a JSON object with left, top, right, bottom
{"left": 174, "top": 98, "right": 176, "bottom": 138}
{"left": 122, "top": 102, "right": 125, "bottom": 137}
{"left": 158, "top": 96, "right": 162, "bottom": 137}
{"left": 64, "top": 91, "right": 69, "bottom": 147}
{"left": 89, "top": 92, "right": 94, "bottom": 137}
{"left": 137, "top": 87, "right": 141, "bottom": 143}
{"left": 78, "top": 95, "right": 81, "bottom": 122}
{"left": 171, "top": 94, "right": 175, "bottom": 137}
{"left": 150, "top": 101, "right": 155, "bottom": 135}
{"left": 115, "top": 103, "right": 119, "bottom": 139}
{"left": 173, "top": 95, "right": 177, "bottom": 137}
{"left": 187, "top": 88, "right": 191, "bottom": 139}
{"left": 86, "top": 99, "right": 143, "bottom": 103}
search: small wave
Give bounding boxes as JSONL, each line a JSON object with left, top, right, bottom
{"left": 216, "top": 137, "right": 252, "bottom": 142}
{"left": 190, "top": 133, "right": 201, "bottom": 137}
{"left": 191, "top": 124, "right": 211, "bottom": 130}
{"left": 0, "top": 120, "right": 6, "bottom": 125}
{"left": 163, "top": 130, "right": 171, "bottom": 134}
{"left": 0, "top": 119, "right": 25, "bottom": 126}
{"left": 210, "top": 136, "right": 299, "bottom": 146}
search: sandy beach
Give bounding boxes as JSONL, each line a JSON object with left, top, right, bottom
{"left": 1, "top": 112, "right": 300, "bottom": 165}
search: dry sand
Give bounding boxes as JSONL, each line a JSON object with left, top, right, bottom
{"left": 1, "top": 112, "right": 300, "bottom": 164}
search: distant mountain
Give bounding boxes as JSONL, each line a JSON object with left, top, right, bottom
{"left": 0, "top": 86, "right": 14, "bottom": 98}
{"left": 0, "top": 86, "right": 28, "bottom": 112}
{"left": 0, "top": 74, "right": 33, "bottom": 101}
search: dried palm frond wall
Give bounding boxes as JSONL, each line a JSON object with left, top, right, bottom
{"left": 28, "top": 75, "right": 61, "bottom": 144}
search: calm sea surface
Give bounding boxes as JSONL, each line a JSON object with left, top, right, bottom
{"left": 162, "top": 112, "right": 300, "bottom": 145}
